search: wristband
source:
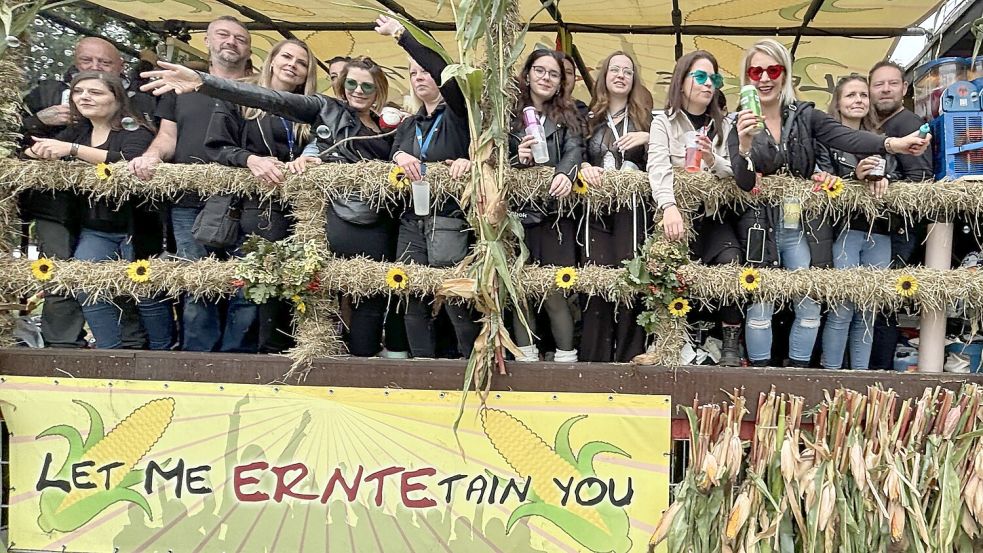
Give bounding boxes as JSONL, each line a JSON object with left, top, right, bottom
{"left": 69, "top": 143, "right": 79, "bottom": 157}
{"left": 662, "top": 202, "right": 676, "bottom": 209}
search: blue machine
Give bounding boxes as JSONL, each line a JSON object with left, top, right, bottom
{"left": 930, "top": 112, "right": 983, "bottom": 179}
{"left": 942, "top": 80, "right": 981, "bottom": 112}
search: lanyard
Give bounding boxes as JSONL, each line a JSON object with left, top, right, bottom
{"left": 279, "top": 117, "right": 295, "bottom": 161}
{"left": 606, "top": 112, "right": 629, "bottom": 142}
{"left": 415, "top": 112, "right": 445, "bottom": 161}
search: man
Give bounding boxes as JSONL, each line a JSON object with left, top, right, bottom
{"left": 868, "top": 60, "right": 935, "bottom": 370}
{"left": 128, "top": 16, "right": 255, "bottom": 352}
{"left": 20, "top": 37, "right": 148, "bottom": 349}
{"left": 327, "top": 55, "right": 350, "bottom": 84}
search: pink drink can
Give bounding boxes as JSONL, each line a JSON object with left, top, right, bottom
{"left": 684, "top": 131, "right": 702, "bottom": 172}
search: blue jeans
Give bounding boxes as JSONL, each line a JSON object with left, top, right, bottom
{"left": 73, "top": 229, "right": 175, "bottom": 350}
{"left": 171, "top": 206, "right": 256, "bottom": 352}
{"left": 745, "top": 221, "right": 821, "bottom": 364}
{"left": 821, "top": 229, "right": 891, "bottom": 369}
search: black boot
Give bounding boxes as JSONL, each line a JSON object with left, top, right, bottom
{"left": 787, "top": 358, "right": 811, "bottom": 368}
{"left": 719, "top": 325, "right": 741, "bottom": 367}
{"left": 751, "top": 358, "right": 771, "bottom": 367}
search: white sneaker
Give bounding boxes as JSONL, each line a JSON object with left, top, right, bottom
{"left": 944, "top": 352, "right": 971, "bottom": 374}
{"left": 380, "top": 349, "right": 409, "bottom": 359}
{"left": 554, "top": 348, "right": 578, "bottom": 363}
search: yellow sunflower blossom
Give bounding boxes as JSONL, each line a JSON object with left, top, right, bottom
{"left": 95, "top": 163, "right": 112, "bottom": 180}
{"left": 387, "top": 165, "right": 409, "bottom": 190}
{"left": 572, "top": 173, "right": 589, "bottom": 195}
{"left": 668, "top": 297, "right": 691, "bottom": 317}
{"left": 126, "top": 260, "right": 151, "bottom": 283}
{"left": 290, "top": 295, "right": 307, "bottom": 314}
{"left": 386, "top": 267, "right": 408, "bottom": 290}
{"left": 824, "top": 176, "right": 844, "bottom": 199}
{"left": 31, "top": 258, "right": 55, "bottom": 281}
{"left": 896, "top": 274, "right": 918, "bottom": 298}
{"left": 555, "top": 267, "right": 578, "bottom": 289}
{"left": 739, "top": 267, "right": 761, "bottom": 291}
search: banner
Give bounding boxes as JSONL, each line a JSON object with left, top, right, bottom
{"left": 0, "top": 376, "right": 670, "bottom": 552}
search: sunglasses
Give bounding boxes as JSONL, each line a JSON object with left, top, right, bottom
{"left": 689, "top": 70, "right": 724, "bottom": 89}
{"left": 344, "top": 78, "right": 376, "bottom": 94}
{"left": 746, "top": 64, "right": 785, "bottom": 82}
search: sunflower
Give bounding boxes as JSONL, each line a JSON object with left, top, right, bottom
{"left": 386, "top": 267, "right": 408, "bottom": 290}
{"left": 126, "top": 260, "right": 151, "bottom": 283}
{"left": 572, "top": 173, "right": 588, "bottom": 195}
{"left": 824, "top": 176, "right": 844, "bottom": 199}
{"left": 31, "top": 258, "right": 54, "bottom": 281}
{"left": 291, "top": 294, "right": 307, "bottom": 314}
{"left": 95, "top": 163, "right": 112, "bottom": 180}
{"left": 387, "top": 165, "right": 409, "bottom": 190}
{"left": 739, "top": 267, "right": 761, "bottom": 291}
{"left": 667, "top": 297, "right": 691, "bottom": 317}
{"left": 896, "top": 274, "right": 918, "bottom": 298}
{"left": 555, "top": 267, "right": 578, "bottom": 289}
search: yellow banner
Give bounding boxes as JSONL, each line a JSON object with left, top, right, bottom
{"left": 0, "top": 376, "right": 670, "bottom": 553}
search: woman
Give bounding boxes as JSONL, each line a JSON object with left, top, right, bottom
{"left": 28, "top": 72, "right": 174, "bottom": 350}
{"left": 508, "top": 49, "right": 584, "bottom": 363}
{"left": 817, "top": 74, "right": 900, "bottom": 370}
{"left": 141, "top": 47, "right": 400, "bottom": 358}
{"left": 559, "top": 52, "right": 590, "bottom": 121}
{"left": 577, "top": 51, "right": 651, "bottom": 363}
{"left": 375, "top": 15, "right": 478, "bottom": 360}
{"left": 205, "top": 39, "right": 316, "bottom": 354}
{"left": 729, "top": 39, "right": 929, "bottom": 367}
{"left": 647, "top": 50, "right": 742, "bottom": 366}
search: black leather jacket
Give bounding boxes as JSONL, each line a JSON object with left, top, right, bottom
{"left": 816, "top": 142, "right": 903, "bottom": 236}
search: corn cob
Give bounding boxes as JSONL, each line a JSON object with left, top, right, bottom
{"left": 649, "top": 501, "right": 682, "bottom": 546}
{"left": 481, "top": 408, "right": 606, "bottom": 531}
{"left": 58, "top": 397, "right": 175, "bottom": 512}
{"left": 725, "top": 491, "right": 751, "bottom": 540}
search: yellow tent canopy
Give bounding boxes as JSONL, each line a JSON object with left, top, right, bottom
{"left": 83, "top": 0, "right": 944, "bottom": 107}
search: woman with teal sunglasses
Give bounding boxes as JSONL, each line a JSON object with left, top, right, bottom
{"left": 647, "top": 50, "right": 743, "bottom": 366}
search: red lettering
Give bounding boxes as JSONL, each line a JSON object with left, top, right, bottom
{"left": 271, "top": 462, "right": 319, "bottom": 502}
{"left": 233, "top": 461, "right": 269, "bottom": 502}
{"left": 364, "top": 466, "right": 404, "bottom": 507}
{"left": 401, "top": 467, "right": 437, "bottom": 508}
{"left": 320, "top": 465, "right": 364, "bottom": 504}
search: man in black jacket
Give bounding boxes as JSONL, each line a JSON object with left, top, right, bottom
{"left": 868, "top": 59, "right": 935, "bottom": 370}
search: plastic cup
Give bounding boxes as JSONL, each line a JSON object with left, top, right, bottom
{"left": 783, "top": 197, "right": 801, "bottom": 230}
{"left": 412, "top": 180, "right": 430, "bottom": 216}
{"left": 684, "top": 131, "right": 702, "bottom": 173}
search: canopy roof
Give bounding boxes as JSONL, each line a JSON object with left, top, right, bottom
{"left": 82, "top": 0, "right": 944, "bottom": 107}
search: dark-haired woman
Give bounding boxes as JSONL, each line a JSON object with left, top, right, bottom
{"left": 577, "top": 51, "right": 651, "bottom": 362}
{"left": 509, "top": 49, "right": 584, "bottom": 363}
{"left": 647, "top": 50, "right": 742, "bottom": 365}
{"left": 817, "top": 74, "right": 900, "bottom": 370}
{"left": 205, "top": 39, "right": 317, "bottom": 354}
{"left": 28, "top": 72, "right": 174, "bottom": 350}
{"left": 729, "top": 39, "right": 929, "bottom": 367}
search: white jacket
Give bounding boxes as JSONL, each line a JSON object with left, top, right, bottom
{"left": 647, "top": 109, "right": 733, "bottom": 209}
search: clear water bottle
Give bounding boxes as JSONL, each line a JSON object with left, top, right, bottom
{"left": 522, "top": 106, "right": 550, "bottom": 164}
{"left": 411, "top": 163, "right": 430, "bottom": 217}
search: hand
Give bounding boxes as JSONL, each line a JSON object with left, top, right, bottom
{"left": 128, "top": 154, "right": 161, "bottom": 181}
{"left": 891, "top": 131, "right": 931, "bottom": 156}
{"left": 29, "top": 137, "right": 72, "bottom": 160}
{"left": 580, "top": 164, "right": 603, "bottom": 187}
{"left": 735, "top": 109, "right": 761, "bottom": 153}
{"left": 695, "top": 133, "right": 715, "bottom": 166}
{"left": 854, "top": 156, "right": 880, "bottom": 181}
{"left": 286, "top": 155, "right": 321, "bottom": 175}
{"left": 868, "top": 178, "right": 888, "bottom": 199}
{"left": 613, "top": 131, "right": 648, "bottom": 152}
{"left": 661, "top": 205, "right": 685, "bottom": 241}
{"left": 374, "top": 14, "right": 405, "bottom": 37}
{"left": 445, "top": 158, "right": 470, "bottom": 179}
{"left": 36, "top": 104, "right": 71, "bottom": 127}
{"left": 517, "top": 134, "right": 537, "bottom": 165}
{"left": 246, "top": 155, "right": 285, "bottom": 186}
{"left": 549, "top": 173, "right": 572, "bottom": 198}
{"left": 140, "top": 61, "right": 205, "bottom": 96}
{"left": 812, "top": 171, "right": 838, "bottom": 190}
{"left": 394, "top": 151, "right": 423, "bottom": 181}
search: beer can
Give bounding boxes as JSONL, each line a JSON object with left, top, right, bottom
{"left": 739, "top": 85, "right": 764, "bottom": 133}
{"left": 865, "top": 155, "right": 886, "bottom": 181}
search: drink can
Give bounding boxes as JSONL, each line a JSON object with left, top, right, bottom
{"left": 739, "top": 85, "right": 764, "bottom": 132}
{"left": 866, "top": 155, "right": 886, "bottom": 181}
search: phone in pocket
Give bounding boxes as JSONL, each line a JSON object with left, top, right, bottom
{"left": 746, "top": 224, "right": 766, "bottom": 264}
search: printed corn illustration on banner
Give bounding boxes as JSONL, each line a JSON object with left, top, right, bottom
{"left": 0, "top": 376, "right": 670, "bottom": 553}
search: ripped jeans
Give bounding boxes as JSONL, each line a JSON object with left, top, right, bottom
{"left": 745, "top": 223, "right": 821, "bottom": 364}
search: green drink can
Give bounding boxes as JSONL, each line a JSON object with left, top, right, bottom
{"left": 740, "top": 85, "right": 764, "bottom": 133}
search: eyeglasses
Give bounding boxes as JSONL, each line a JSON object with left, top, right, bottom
{"left": 344, "top": 79, "right": 376, "bottom": 94}
{"left": 530, "top": 65, "right": 561, "bottom": 82}
{"left": 746, "top": 64, "right": 785, "bottom": 82}
{"left": 689, "top": 70, "right": 724, "bottom": 89}
{"left": 608, "top": 65, "right": 634, "bottom": 77}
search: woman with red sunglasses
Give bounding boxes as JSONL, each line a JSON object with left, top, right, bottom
{"left": 648, "top": 50, "right": 742, "bottom": 365}
{"left": 728, "top": 39, "right": 930, "bottom": 368}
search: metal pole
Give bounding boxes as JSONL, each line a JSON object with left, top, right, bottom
{"left": 918, "top": 221, "right": 953, "bottom": 373}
